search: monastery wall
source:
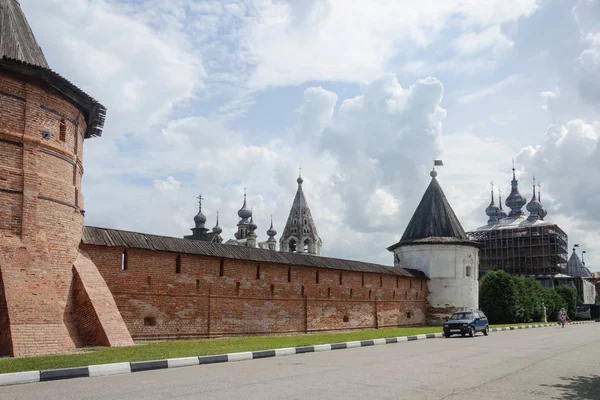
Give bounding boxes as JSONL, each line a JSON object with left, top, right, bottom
{"left": 0, "top": 70, "right": 132, "bottom": 356}
{"left": 82, "top": 244, "right": 428, "bottom": 339}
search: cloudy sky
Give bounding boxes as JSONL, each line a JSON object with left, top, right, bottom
{"left": 22, "top": 0, "right": 599, "bottom": 270}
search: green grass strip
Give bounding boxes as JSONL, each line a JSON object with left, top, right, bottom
{"left": 0, "top": 322, "right": 557, "bottom": 374}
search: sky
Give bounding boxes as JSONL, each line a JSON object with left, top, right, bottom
{"left": 22, "top": 0, "right": 600, "bottom": 270}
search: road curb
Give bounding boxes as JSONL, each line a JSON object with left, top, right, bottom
{"left": 0, "top": 320, "right": 597, "bottom": 387}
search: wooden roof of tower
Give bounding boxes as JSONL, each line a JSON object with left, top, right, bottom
{"left": 0, "top": 0, "right": 106, "bottom": 138}
{"left": 388, "top": 170, "right": 481, "bottom": 251}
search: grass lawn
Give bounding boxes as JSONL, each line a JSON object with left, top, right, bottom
{"left": 0, "top": 322, "right": 556, "bottom": 374}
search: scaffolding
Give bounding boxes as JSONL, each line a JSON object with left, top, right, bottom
{"left": 467, "top": 224, "right": 569, "bottom": 276}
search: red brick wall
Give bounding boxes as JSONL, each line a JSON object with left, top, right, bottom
{"left": 0, "top": 266, "right": 13, "bottom": 357}
{"left": 0, "top": 70, "right": 93, "bottom": 357}
{"left": 82, "top": 244, "right": 428, "bottom": 340}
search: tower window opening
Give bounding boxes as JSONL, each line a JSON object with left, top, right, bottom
{"left": 236, "top": 282, "right": 241, "bottom": 296}
{"left": 380, "top": 275, "right": 383, "bottom": 287}
{"left": 466, "top": 266, "right": 472, "bottom": 278}
{"left": 144, "top": 317, "right": 156, "bottom": 326}
{"left": 175, "top": 255, "right": 181, "bottom": 274}
{"left": 256, "top": 264, "right": 261, "bottom": 280}
{"left": 361, "top": 274, "right": 364, "bottom": 287}
{"left": 339, "top": 271, "right": 343, "bottom": 285}
{"left": 327, "top": 287, "right": 331, "bottom": 298}
{"left": 396, "top": 276, "right": 399, "bottom": 288}
{"left": 289, "top": 239, "right": 297, "bottom": 253}
{"left": 304, "top": 219, "right": 307, "bottom": 225}
{"left": 270, "top": 284, "right": 275, "bottom": 298}
{"left": 219, "top": 258, "right": 224, "bottom": 276}
{"left": 121, "top": 250, "right": 128, "bottom": 270}
{"left": 59, "top": 119, "right": 66, "bottom": 142}
{"left": 196, "top": 279, "right": 200, "bottom": 289}
{"left": 350, "top": 288, "right": 353, "bottom": 298}
{"left": 316, "top": 270, "right": 319, "bottom": 284}
{"left": 304, "top": 239, "right": 309, "bottom": 252}
{"left": 288, "top": 267, "right": 292, "bottom": 282}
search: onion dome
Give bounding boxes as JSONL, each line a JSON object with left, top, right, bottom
{"left": 505, "top": 163, "right": 527, "bottom": 217}
{"left": 485, "top": 182, "right": 500, "bottom": 223}
{"left": 212, "top": 212, "right": 222, "bottom": 234}
{"left": 237, "top": 191, "right": 252, "bottom": 221}
{"left": 267, "top": 216, "right": 277, "bottom": 239}
{"left": 538, "top": 184, "right": 547, "bottom": 220}
{"left": 526, "top": 177, "right": 542, "bottom": 219}
{"left": 194, "top": 194, "right": 207, "bottom": 228}
{"left": 297, "top": 173, "right": 304, "bottom": 185}
{"left": 497, "top": 189, "right": 508, "bottom": 219}
{"left": 247, "top": 211, "right": 257, "bottom": 234}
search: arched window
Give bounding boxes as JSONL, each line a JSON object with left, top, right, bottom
{"left": 59, "top": 119, "right": 66, "bottom": 142}
{"left": 304, "top": 239, "right": 310, "bottom": 252}
{"left": 289, "top": 239, "right": 297, "bottom": 253}
{"left": 466, "top": 265, "right": 472, "bottom": 278}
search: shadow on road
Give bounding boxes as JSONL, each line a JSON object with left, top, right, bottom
{"left": 542, "top": 375, "right": 600, "bottom": 399}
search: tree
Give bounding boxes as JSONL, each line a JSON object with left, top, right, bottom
{"left": 514, "top": 276, "right": 545, "bottom": 323}
{"left": 596, "top": 294, "right": 600, "bottom": 305}
{"left": 554, "top": 285, "right": 577, "bottom": 318}
{"left": 479, "top": 270, "right": 517, "bottom": 323}
{"left": 543, "top": 288, "right": 566, "bottom": 322}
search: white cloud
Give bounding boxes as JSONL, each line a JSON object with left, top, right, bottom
{"left": 240, "top": 0, "right": 538, "bottom": 89}
{"left": 457, "top": 74, "right": 521, "bottom": 105}
{"left": 541, "top": 87, "right": 561, "bottom": 112}
{"left": 453, "top": 25, "right": 514, "bottom": 56}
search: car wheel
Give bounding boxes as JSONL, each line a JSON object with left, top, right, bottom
{"left": 469, "top": 327, "right": 475, "bottom": 337}
{"left": 483, "top": 325, "right": 489, "bottom": 336}
{"left": 444, "top": 332, "right": 451, "bottom": 338}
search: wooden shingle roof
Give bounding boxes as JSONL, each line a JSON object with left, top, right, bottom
{"left": 388, "top": 175, "right": 480, "bottom": 251}
{"left": 0, "top": 0, "right": 48, "bottom": 68}
{"left": 82, "top": 226, "right": 427, "bottom": 279}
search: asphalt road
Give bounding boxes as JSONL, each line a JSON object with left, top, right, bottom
{"left": 2, "top": 323, "right": 600, "bottom": 400}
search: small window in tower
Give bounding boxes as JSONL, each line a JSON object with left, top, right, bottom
{"left": 380, "top": 275, "right": 383, "bottom": 287}
{"left": 316, "top": 270, "right": 320, "bottom": 284}
{"left": 293, "top": 219, "right": 297, "bottom": 225}
{"left": 196, "top": 279, "right": 200, "bottom": 289}
{"left": 256, "top": 264, "right": 261, "bottom": 280}
{"left": 304, "top": 239, "right": 309, "bottom": 252}
{"left": 288, "top": 267, "right": 292, "bottom": 282}
{"left": 147, "top": 276, "right": 151, "bottom": 286}
{"left": 327, "top": 287, "right": 331, "bottom": 298}
{"left": 409, "top": 279, "right": 412, "bottom": 289}
{"left": 236, "top": 282, "right": 241, "bottom": 296}
{"left": 466, "top": 266, "right": 472, "bottom": 278}
{"left": 144, "top": 317, "right": 156, "bottom": 326}
{"left": 289, "top": 239, "right": 297, "bottom": 253}
{"left": 176, "top": 255, "right": 181, "bottom": 274}
{"left": 396, "top": 276, "right": 399, "bottom": 288}
{"left": 301, "top": 286, "right": 305, "bottom": 297}
{"left": 407, "top": 312, "right": 412, "bottom": 319}
{"left": 361, "top": 273, "right": 364, "bottom": 287}
{"left": 270, "top": 284, "right": 275, "bottom": 298}
{"left": 59, "top": 119, "right": 66, "bottom": 142}
{"left": 121, "top": 250, "right": 128, "bottom": 270}
{"left": 219, "top": 258, "right": 224, "bottom": 277}
{"left": 304, "top": 219, "right": 307, "bottom": 225}
{"left": 339, "top": 271, "right": 343, "bottom": 285}
{"left": 343, "top": 315, "right": 349, "bottom": 322}
{"left": 42, "top": 130, "right": 51, "bottom": 140}
{"left": 420, "top": 280, "right": 423, "bottom": 290}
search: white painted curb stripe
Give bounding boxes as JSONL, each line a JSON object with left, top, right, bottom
{"left": 167, "top": 357, "right": 200, "bottom": 368}
{"left": 227, "top": 352, "right": 253, "bottom": 362}
{"left": 373, "top": 338, "right": 386, "bottom": 345}
{"left": 314, "top": 344, "right": 331, "bottom": 352}
{"left": 274, "top": 348, "right": 296, "bottom": 357}
{"left": 346, "top": 341, "right": 361, "bottom": 348}
{"left": 0, "top": 371, "right": 40, "bottom": 386}
{"left": 89, "top": 362, "right": 131, "bottom": 377}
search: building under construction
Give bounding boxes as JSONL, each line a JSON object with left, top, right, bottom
{"left": 466, "top": 168, "right": 569, "bottom": 285}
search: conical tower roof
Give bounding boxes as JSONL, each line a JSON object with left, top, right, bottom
{"left": 0, "top": 0, "right": 49, "bottom": 68}
{"left": 567, "top": 250, "right": 592, "bottom": 278}
{"left": 388, "top": 170, "right": 478, "bottom": 250}
{"left": 280, "top": 174, "right": 321, "bottom": 247}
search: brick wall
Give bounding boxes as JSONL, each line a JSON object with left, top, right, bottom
{"left": 0, "top": 70, "right": 95, "bottom": 357}
{"left": 82, "top": 244, "right": 428, "bottom": 340}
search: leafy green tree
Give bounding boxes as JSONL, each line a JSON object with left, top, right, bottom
{"left": 543, "top": 288, "right": 566, "bottom": 321}
{"left": 554, "top": 285, "right": 577, "bottom": 318}
{"left": 514, "top": 277, "right": 545, "bottom": 322}
{"left": 479, "top": 270, "right": 517, "bottom": 323}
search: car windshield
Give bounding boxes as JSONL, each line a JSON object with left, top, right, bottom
{"left": 450, "top": 312, "right": 474, "bottom": 320}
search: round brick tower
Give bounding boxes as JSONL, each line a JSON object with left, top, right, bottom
{"left": 0, "top": 0, "right": 107, "bottom": 356}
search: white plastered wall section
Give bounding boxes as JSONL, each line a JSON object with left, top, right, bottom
{"left": 394, "top": 244, "right": 479, "bottom": 321}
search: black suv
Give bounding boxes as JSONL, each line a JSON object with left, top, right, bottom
{"left": 443, "top": 310, "right": 490, "bottom": 338}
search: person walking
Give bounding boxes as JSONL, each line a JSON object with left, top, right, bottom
{"left": 558, "top": 308, "right": 568, "bottom": 328}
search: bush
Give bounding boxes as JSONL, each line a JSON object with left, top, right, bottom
{"left": 554, "top": 285, "right": 577, "bottom": 318}
{"left": 479, "top": 270, "right": 517, "bottom": 324}
{"left": 514, "top": 276, "right": 545, "bottom": 323}
{"left": 596, "top": 294, "right": 600, "bottom": 305}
